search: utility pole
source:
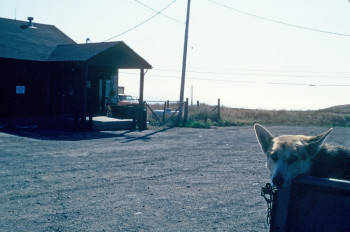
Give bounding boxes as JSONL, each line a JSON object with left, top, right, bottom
{"left": 178, "top": 0, "right": 191, "bottom": 119}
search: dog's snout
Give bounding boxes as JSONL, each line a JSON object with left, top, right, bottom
{"left": 272, "top": 173, "right": 284, "bottom": 188}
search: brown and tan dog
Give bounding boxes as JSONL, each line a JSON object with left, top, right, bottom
{"left": 254, "top": 124, "right": 350, "bottom": 188}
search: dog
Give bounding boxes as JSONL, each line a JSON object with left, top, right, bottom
{"left": 254, "top": 124, "right": 350, "bottom": 188}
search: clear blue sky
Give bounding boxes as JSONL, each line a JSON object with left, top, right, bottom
{"left": 2, "top": 0, "right": 350, "bottom": 110}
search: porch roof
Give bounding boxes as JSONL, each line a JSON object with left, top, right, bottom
{"left": 48, "top": 41, "right": 152, "bottom": 69}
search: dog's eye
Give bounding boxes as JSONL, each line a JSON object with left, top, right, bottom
{"left": 271, "top": 153, "right": 278, "bottom": 161}
{"left": 289, "top": 155, "right": 298, "bottom": 162}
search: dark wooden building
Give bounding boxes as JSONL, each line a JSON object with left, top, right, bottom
{"left": 0, "top": 17, "right": 152, "bottom": 129}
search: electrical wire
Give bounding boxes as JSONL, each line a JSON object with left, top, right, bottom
{"left": 119, "top": 71, "right": 254, "bottom": 83}
{"left": 151, "top": 68, "right": 350, "bottom": 79}
{"left": 119, "top": 71, "right": 350, "bottom": 87}
{"left": 208, "top": 0, "right": 350, "bottom": 37}
{"left": 267, "top": 82, "right": 350, "bottom": 87}
{"left": 134, "top": 0, "right": 184, "bottom": 24}
{"left": 103, "top": 0, "right": 178, "bottom": 42}
{"left": 155, "top": 65, "right": 350, "bottom": 75}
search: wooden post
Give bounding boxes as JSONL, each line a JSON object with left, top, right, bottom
{"left": 82, "top": 63, "right": 88, "bottom": 126}
{"left": 138, "top": 69, "right": 147, "bottom": 130}
{"left": 139, "top": 69, "right": 144, "bottom": 104}
{"left": 112, "top": 69, "right": 119, "bottom": 96}
{"left": 178, "top": 0, "right": 191, "bottom": 118}
{"left": 184, "top": 98, "right": 189, "bottom": 125}
{"left": 101, "top": 79, "right": 106, "bottom": 114}
{"left": 163, "top": 101, "right": 167, "bottom": 123}
{"left": 190, "top": 85, "right": 193, "bottom": 106}
{"left": 218, "top": 98, "right": 221, "bottom": 120}
{"left": 197, "top": 100, "right": 199, "bottom": 111}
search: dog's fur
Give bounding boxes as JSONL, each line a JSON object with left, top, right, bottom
{"left": 254, "top": 124, "right": 350, "bottom": 188}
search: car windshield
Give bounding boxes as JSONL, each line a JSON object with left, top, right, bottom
{"left": 119, "top": 95, "right": 137, "bottom": 102}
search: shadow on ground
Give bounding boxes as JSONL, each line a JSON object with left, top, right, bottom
{"left": 0, "top": 127, "right": 172, "bottom": 142}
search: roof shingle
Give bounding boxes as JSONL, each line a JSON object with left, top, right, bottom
{"left": 0, "top": 17, "right": 152, "bottom": 69}
{"left": 0, "top": 17, "right": 75, "bottom": 61}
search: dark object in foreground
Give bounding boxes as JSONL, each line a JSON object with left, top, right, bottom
{"left": 262, "top": 176, "right": 350, "bottom": 232}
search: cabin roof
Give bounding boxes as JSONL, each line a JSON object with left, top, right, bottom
{"left": 0, "top": 17, "right": 152, "bottom": 68}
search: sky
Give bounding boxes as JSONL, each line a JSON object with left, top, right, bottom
{"left": 1, "top": 0, "right": 350, "bottom": 110}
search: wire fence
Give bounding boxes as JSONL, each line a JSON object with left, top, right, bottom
{"left": 144, "top": 98, "right": 221, "bottom": 126}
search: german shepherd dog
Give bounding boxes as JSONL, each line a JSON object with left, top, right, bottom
{"left": 254, "top": 124, "right": 350, "bottom": 188}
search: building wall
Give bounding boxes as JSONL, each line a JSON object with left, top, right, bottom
{"left": 0, "top": 59, "right": 85, "bottom": 119}
{"left": 0, "top": 59, "right": 49, "bottom": 117}
{"left": 0, "top": 59, "right": 120, "bottom": 124}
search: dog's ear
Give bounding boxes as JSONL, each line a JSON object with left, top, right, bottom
{"left": 254, "top": 124, "right": 274, "bottom": 154}
{"left": 306, "top": 128, "right": 333, "bottom": 156}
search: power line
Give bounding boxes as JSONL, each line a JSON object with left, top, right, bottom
{"left": 155, "top": 65, "right": 350, "bottom": 75}
{"left": 134, "top": 0, "right": 184, "bottom": 24}
{"left": 103, "top": 0, "right": 178, "bottom": 42}
{"left": 151, "top": 68, "right": 350, "bottom": 79}
{"left": 119, "top": 71, "right": 350, "bottom": 87}
{"left": 268, "top": 82, "right": 350, "bottom": 87}
{"left": 119, "top": 71, "right": 253, "bottom": 83}
{"left": 208, "top": 0, "right": 350, "bottom": 37}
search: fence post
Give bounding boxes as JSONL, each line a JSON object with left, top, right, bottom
{"left": 163, "top": 101, "right": 167, "bottom": 123}
{"left": 218, "top": 98, "right": 221, "bottom": 120}
{"left": 197, "top": 100, "right": 199, "bottom": 111}
{"left": 184, "top": 98, "right": 189, "bottom": 125}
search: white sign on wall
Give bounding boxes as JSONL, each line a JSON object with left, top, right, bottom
{"left": 16, "top": 86, "right": 25, "bottom": 94}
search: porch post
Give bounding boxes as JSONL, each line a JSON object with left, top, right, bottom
{"left": 139, "top": 69, "right": 144, "bottom": 103}
{"left": 138, "top": 69, "right": 147, "bottom": 130}
{"left": 112, "top": 69, "right": 119, "bottom": 96}
{"left": 101, "top": 78, "right": 106, "bottom": 113}
{"left": 82, "top": 63, "right": 88, "bottom": 126}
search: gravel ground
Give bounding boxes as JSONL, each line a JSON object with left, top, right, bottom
{"left": 1, "top": 125, "right": 349, "bottom": 232}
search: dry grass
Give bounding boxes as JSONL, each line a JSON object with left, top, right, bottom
{"left": 219, "top": 107, "right": 350, "bottom": 127}
{"left": 145, "top": 102, "right": 350, "bottom": 128}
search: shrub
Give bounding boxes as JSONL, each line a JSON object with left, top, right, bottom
{"left": 184, "top": 120, "right": 211, "bottom": 128}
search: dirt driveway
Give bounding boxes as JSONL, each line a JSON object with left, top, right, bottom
{"left": 1, "top": 125, "right": 349, "bottom": 232}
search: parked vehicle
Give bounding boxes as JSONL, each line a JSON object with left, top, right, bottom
{"left": 105, "top": 94, "right": 138, "bottom": 118}
{"left": 117, "top": 94, "right": 138, "bottom": 106}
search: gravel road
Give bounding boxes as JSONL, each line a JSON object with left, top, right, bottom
{"left": 1, "top": 125, "right": 349, "bottom": 232}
